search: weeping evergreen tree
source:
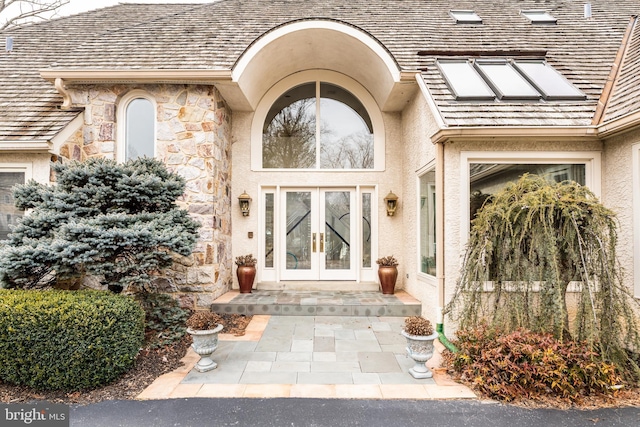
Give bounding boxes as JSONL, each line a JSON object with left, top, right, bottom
{"left": 0, "top": 158, "right": 200, "bottom": 293}
{"left": 445, "top": 174, "right": 640, "bottom": 375}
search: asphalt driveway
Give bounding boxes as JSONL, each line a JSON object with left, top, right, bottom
{"left": 70, "top": 398, "right": 640, "bottom": 427}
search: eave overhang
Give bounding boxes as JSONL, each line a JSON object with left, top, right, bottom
{"left": 431, "top": 126, "right": 600, "bottom": 145}
{"left": 597, "top": 110, "right": 640, "bottom": 139}
{"left": 0, "top": 141, "right": 51, "bottom": 152}
{"left": 39, "top": 69, "right": 253, "bottom": 111}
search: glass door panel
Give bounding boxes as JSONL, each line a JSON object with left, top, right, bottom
{"left": 281, "top": 190, "right": 318, "bottom": 280}
{"left": 280, "top": 188, "right": 357, "bottom": 281}
{"left": 320, "top": 189, "right": 356, "bottom": 280}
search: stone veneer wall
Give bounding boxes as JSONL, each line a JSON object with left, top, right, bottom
{"left": 58, "top": 84, "right": 233, "bottom": 310}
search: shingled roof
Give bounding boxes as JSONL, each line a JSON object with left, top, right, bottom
{"left": 0, "top": 4, "right": 199, "bottom": 143}
{"left": 602, "top": 16, "right": 640, "bottom": 124}
{"left": 1, "top": 0, "right": 640, "bottom": 142}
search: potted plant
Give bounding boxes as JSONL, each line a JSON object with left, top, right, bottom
{"left": 186, "top": 311, "right": 224, "bottom": 372}
{"left": 235, "top": 254, "right": 257, "bottom": 293}
{"left": 401, "top": 316, "right": 439, "bottom": 379}
{"left": 376, "top": 255, "right": 398, "bottom": 294}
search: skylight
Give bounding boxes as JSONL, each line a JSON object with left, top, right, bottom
{"left": 513, "top": 61, "right": 586, "bottom": 100}
{"left": 436, "top": 59, "right": 586, "bottom": 102}
{"left": 521, "top": 10, "right": 557, "bottom": 24}
{"left": 450, "top": 10, "right": 482, "bottom": 24}
{"left": 437, "top": 61, "right": 495, "bottom": 100}
{"left": 475, "top": 61, "right": 540, "bottom": 100}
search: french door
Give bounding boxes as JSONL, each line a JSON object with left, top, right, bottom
{"left": 280, "top": 188, "right": 356, "bottom": 280}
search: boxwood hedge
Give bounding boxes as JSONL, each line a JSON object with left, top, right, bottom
{"left": 0, "top": 289, "right": 144, "bottom": 390}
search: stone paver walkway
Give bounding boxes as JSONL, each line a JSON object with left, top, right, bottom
{"left": 138, "top": 315, "right": 476, "bottom": 400}
{"left": 211, "top": 290, "right": 422, "bottom": 317}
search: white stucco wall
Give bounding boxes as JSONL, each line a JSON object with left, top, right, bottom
{"left": 400, "top": 90, "right": 439, "bottom": 320}
{"left": 602, "top": 128, "right": 640, "bottom": 298}
{"left": 231, "top": 108, "right": 405, "bottom": 289}
{"left": 440, "top": 138, "right": 604, "bottom": 333}
{"left": 0, "top": 152, "right": 51, "bottom": 184}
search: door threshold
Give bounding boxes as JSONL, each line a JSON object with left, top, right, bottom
{"left": 257, "top": 281, "right": 379, "bottom": 292}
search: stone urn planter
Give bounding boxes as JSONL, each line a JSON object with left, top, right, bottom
{"left": 186, "top": 311, "right": 224, "bottom": 372}
{"left": 376, "top": 255, "right": 398, "bottom": 294}
{"left": 401, "top": 316, "right": 438, "bottom": 379}
{"left": 235, "top": 254, "right": 257, "bottom": 293}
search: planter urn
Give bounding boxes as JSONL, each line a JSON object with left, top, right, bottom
{"left": 237, "top": 265, "right": 256, "bottom": 293}
{"left": 401, "top": 330, "right": 439, "bottom": 379}
{"left": 378, "top": 265, "right": 398, "bottom": 294}
{"left": 187, "top": 324, "right": 224, "bottom": 372}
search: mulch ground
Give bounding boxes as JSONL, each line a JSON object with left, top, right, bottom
{"left": 0, "top": 313, "right": 252, "bottom": 405}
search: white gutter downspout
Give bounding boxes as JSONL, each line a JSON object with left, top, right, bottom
{"left": 433, "top": 137, "right": 457, "bottom": 351}
{"left": 415, "top": 73, "right": 457, "bottom": 351}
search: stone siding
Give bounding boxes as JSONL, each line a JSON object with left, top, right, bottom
{"left": 59, "top": 84, "right": 233, "bottom": 309}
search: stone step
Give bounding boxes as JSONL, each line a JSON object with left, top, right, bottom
{"left": 210, "top": 290, "right": 421, "bottom": 317}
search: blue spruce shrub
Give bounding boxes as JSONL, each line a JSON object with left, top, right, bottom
{"left": 0, "top": 158, "right": 200, "bottom": 293}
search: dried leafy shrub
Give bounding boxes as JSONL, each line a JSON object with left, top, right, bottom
{"left": 186, "top": 311, "right": 223, "bottom": 331}
{"left": 235, "top": 254, "right": 257, "bottom": 266}
{"left": 445, "top": 325, "right": 622, "bottom": 402}
{"left": 403, "top": 316, "right": 434, "bottom": 336}
{"left": 376, "top": 256, "right": 398, "bottom": 267}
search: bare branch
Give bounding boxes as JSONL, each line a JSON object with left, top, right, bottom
{"left": 1, "top": 0, "right": 69, "bottom": 31}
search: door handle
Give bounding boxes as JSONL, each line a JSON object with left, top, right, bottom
{"left": 312, "top": 233, "right": 317, "bottom": 253}
{"left": 320, "top": 233, "right": 324, "bottom": 252}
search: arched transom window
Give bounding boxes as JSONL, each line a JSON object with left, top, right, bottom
{"left": 262, "top": 81, "right": 374, "bottom": 169}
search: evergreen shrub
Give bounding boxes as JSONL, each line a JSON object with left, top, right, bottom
{"left": 135, "top": 292, "right": 189, "bottom": 348}
{"left": 0, "top": 157, "right": 200, "bottom": 293}
{"left": 0, "top": 289, "right": 144, "bottom": 390}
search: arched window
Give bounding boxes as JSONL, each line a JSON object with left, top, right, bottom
{"left": 118, "top": 91, "right": 156, "bottom": 162}
{"left": 262, "top": 81, "right": 375, "bottom": 169}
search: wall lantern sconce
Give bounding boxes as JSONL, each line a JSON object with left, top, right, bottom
{"left": 384, "top": 190, "right": 398, "bottom": 216}
{"left": 238, "top": 191, "right": 252, "bottom": 216}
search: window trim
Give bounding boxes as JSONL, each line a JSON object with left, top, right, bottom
{"left": 460, "top": 151, "right": 601, "bottom": 247}
{"left": 633, "top": 143, "right": 640, "bottom": 297}
{"left": 251, "top": 70, "right": 385, "bottom": 171}
{"left": 417, "top": 163, "right": 437, "bottom": 282}
{"left": 116, "top": 90, "right": 157, "bottom": 163}
{"left": 0, "top": 163, "right": 33, "bottom": 240}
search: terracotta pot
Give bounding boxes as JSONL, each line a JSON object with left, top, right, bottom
{"left": 237, "top": 265, "right": 256, "bottom": 293}
{"left": 378, "top": 265, "right": 398, "bottom": 294}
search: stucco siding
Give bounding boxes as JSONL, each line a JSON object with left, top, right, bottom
{"left": 231, "top": 107, "right": 405, "bottom": 289}
{"left": 441, "top": 138, "right": 603, "bottom": 333}
{"left": 602, "top": 129, "right": 640, "bottom": 297}
{"left": 400, "top": 89, "right": 439, "bottom": 319}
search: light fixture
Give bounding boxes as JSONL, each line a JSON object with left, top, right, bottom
{"left": 238, "top": 191, "right": 252, "bottom": 216}
{"left": 384, "top": 191, "right": 398, "bottom": 216}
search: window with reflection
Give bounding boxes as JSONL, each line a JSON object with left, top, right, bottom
{"left": 419, "top": 170, "right": 436, "bottom": 276}
{"left": 265, "top": 193, "right": 274, "bottom": 268}
{"left": 263, "top": 82, "right": 373, "bottom": 169}
{"left": 0, "top": 172, "right": 25, "bottom": 240}
{"left": 469, "top": 163, "right": 586, "bottom": 220}
{"left": 125, "top": 98, "right": 155, "bottom": 161}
